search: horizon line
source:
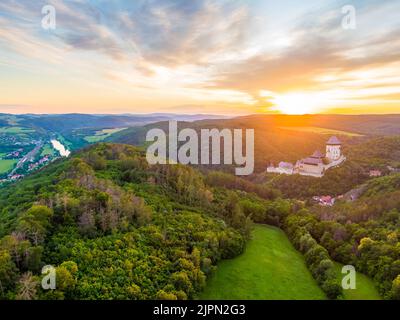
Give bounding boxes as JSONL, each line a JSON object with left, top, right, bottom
{"left": 1, "top": 112, "right": 400, "bottom": 117}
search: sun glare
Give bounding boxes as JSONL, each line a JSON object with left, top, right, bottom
{"left": 270, "top": 92, "right": 327, "bottom": 115}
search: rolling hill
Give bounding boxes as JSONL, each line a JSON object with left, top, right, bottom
{"left": 0, "top": 143, "right": 245, "bottom": 299}
{"left": 0, "top": 142, "right": 397, "bottom": 300}
{"left": 108, "top": 114, "right": 400, "bottom": 171}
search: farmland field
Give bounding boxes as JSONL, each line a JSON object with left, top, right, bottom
{"left": 279, "top": 126, "right": 363, "bottom": 137}
{"left": 40, "top": 144, "right": 56, "bottom": 156}
{"left": 84, "top": 128, "right": 127, "bottom": 143}
{"left": 0, "top": 126, "right": 35, "bottom": 134}
{"left": 200, "top": 225, "right": 326, "bottom": 300}
{"left": 0, "top": 159, "right": 17, "bottom": 174}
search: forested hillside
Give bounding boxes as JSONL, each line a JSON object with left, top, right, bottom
{"left": 204, "top": 168, "right": 400, "bottom": 300}
{"left": 0, "top": 142, "right": 398, "bottom": 300}
{"left": 300, "top": 173, "right": 400, "bottom": 299}
{"left": 108, "top": 115, "right": 400, "bottom": 174}
{"left": 0, "top": 143, "right": 246, "bottom": 299}
{"left": 259, "top": 136, "right": 400, "bottom": 199}
{"left": 109, "top": 116, "right": 400, "bottom": 200}
{"left": 0, "top": 142, "right": 353, "bottom": 300}
{"left": 108, "top": 116, "right": 357, "bottom": 172}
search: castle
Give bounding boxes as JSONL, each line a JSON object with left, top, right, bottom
{"left": 267, "top": 136, "right": 346, "bottom": 178}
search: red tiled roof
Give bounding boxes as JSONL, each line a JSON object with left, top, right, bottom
{"left": 279, "top": 161, "right": 294, "bottom": 169}
{"left": 311, "top": 150, "right": 324, "bottom": 158}
{"left": 302, "top": 157, "right": 322, "bottom": 165}
{"left": 327, "top": 136, "right": 341, "bottom": 145}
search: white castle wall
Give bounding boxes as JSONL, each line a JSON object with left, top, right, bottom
{"left": 326, "top": 145, "right": 341, "bottom": 161}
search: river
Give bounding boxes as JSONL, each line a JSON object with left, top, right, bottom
{"left": 51, "top": 139, "right": 71, "bottom": 157}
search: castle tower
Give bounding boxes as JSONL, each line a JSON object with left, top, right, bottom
{"left": 326, "top": 136, "right": 341, "bottom": 162}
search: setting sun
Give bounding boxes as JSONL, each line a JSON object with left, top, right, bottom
{"left": 1, "top": 0, "right": 400, "bottom": 115}
{"left": 272, "top": 93, "right": 324, "bottom": 115}
{"left": 260, "top": 91, "right": 328, "bottom": 115}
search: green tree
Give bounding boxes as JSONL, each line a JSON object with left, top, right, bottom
{"left": 321, "top": 278, "right": 342, "bottom": 299}
{"left": 17, "top": 205, "right": 53, "bottom": 245}
{"left": 55, "top": 261, "right": 78, "bottom": 295}
{"left": 391, "top": 275, "right": 400, "bottom": 300}
{"left": 156, "top": 290, "right": 177, "bottom": 300}
{"left": 0, "top": 250, "right": 18, "bottom": 296}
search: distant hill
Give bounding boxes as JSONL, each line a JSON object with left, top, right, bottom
{"left": 234, "top": 114, "right": 400, "bottom": 136}
{"left": 0, "top": 113, "right": 230, "bottom": 158}
{"left": 0, "top": 113, "right": 228, "bottom": 133}
{"left": 108, "top": 114, "right": 400, "bottom": 172}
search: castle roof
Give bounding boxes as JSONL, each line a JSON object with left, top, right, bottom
{"left": 327, "top": 136, "right": 341, "bottom": 145}
{"left": 302, "top": 157, "right": 323, "bottom": 166}
{"left": 279, "top": 161, "right": 294, "bottom": 169}
{"left": 311, "top": 150, "right": 324, "bottom": 158}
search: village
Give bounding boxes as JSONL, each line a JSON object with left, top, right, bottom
{"left": 0, "top": 140, "right": 52, "bottom": 183}
{"left": 0, "top": 137, "right": 72, "bottom": 184}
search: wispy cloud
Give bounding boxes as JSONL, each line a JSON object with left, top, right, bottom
{"left": 209, "top": 0, "right": 400, "bottom": 112}
{"left": 0, "top": 0, "right": 399, "bottom": 114}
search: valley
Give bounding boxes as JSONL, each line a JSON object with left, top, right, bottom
{"left": 0, "top": 113, "right": 226, "bottom": 182}
{"left": 0, "top": 114, "right": 399, "bottom": 301}
{"left": 0, "top": 125, "right": 70, "bottom": 183}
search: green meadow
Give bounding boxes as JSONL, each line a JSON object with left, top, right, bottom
{"left": 84, "top": 128, "right": 127, "bottom": 143}
{"left": 0, "top": 126, "right": 35, "bottom": 134}
{"left": 200, "top": 225, "right": 326, "bottom": 300}
{"left": 0, "top": 159, "right": 17, "bottom": 174}
{"left": 334, "top": 263, "right": 381, "bottom": 300}
{"left": 200, "top": 225, "right": 381, "bottom": 300}
{"left": 40, "top": 144, "right": 56, "bottom": 156}
{"left": 279, "top": 126, "right": 363, "bottom": 137}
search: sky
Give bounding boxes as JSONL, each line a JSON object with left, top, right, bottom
{"left": 0, "top": 0, "right": 400, "bottom": 115}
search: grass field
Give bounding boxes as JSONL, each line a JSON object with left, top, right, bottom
{"left": 0, "top": 159, "right": 17, "bottom": 174}
{"left": 279, "top": 126, "right": 363, "bottom": 137}
{"left": 84, "top": 128, "right": 127, "bottom": 143}
{"left": 40, "top": 144, "right": 55, "bottom": 156}
{"left": 200, "top": 225, "right": 326, "bottom": 300}
{"left": 0, "top": 126, "right": 35, "bottom": 134}
{"left": 334, "top": 263, "right": 381, "bottom": 300}
{"left": 200, "top": 225, "right": 381, "bottom": 300}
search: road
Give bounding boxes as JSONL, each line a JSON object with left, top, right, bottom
{"left": 9, "top": 142, "right": 43, "bottom": 176}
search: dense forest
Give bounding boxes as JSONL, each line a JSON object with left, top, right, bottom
{"left": 0, "top": 144, "right": 247, "bottom": 299}
{"left": 206, "top": 169, "right": 400, "bottom": 299}
{"left": 0, "top": 140, "right": 399, "bottom": 300}
{"left": 307, "top": 173, "right": 400, "bottom": 299}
